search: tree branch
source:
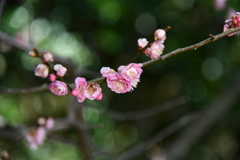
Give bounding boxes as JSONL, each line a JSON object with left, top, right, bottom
{"left": 87, "top": 96, "right": 187, "bottom": 121}
{"left": 165, "top": 75, "right": 240, "bottom": 160}
{"left": 0, "top": 27, "right": 240, "bottom": 95}
{"left": 113, "top": 112, "right": 201, "bottom": 160}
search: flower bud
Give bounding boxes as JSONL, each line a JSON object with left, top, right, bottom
{"left": 42, "top": 52, "right": 54, "bottom": 62}
{"left": 54, "top": 64, "right": 67, "bottom": 77}
{"left": 49, "top": 73, "right": 57, "bottom": 82}
{"left": 28, "top": 51, "right": 38, "bottom": 57}
{"left": 154, "top": 29, "right": 166, "bottom": 41}
{"left": 45, "top": 117, "right": 54, "bottom": 130}
{"left": 34, "top": 64, "right": 49, "bottom": 78}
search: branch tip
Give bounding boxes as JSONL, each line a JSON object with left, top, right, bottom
{"left": 209, "top": 34, "right": 215, "bottom": 41}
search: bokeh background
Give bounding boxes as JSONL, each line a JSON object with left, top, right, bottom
{"left": 1, "top": 0, "right": 240, "bottom": 160}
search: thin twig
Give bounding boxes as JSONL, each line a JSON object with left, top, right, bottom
{"left": 0, "top": 27, "right": 240, "bottom": 95}
{"left": 0, "top": 0, "right": 5, "bottom": 25}
{"left": 113, "top": 112, "right": 201, "bottom": 160}
{"left": 87, "top": 96, "right": 187, "bottom": 121}
{"left": 0, "top": 83, "right": 49, "bottom": 95}
{"left": 165, "top": 75, "right": 240, "bottom": 160}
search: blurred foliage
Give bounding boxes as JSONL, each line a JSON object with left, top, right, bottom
{"left": 1, "top": 0, "right": 240, "bottom": 160}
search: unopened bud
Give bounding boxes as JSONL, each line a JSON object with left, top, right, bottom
{"left": 28, "top": 51, "right": 38, "bottom": 57}
{"left": 154, "top": 29, "right": 166, "bottom": 41}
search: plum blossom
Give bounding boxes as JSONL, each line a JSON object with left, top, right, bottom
{"left": 84, "top": 83, "right": 103, "bottom": 100}
{"left": 42, "top": 52, "right": 54, "bottom": 62}
{"left": 26, "top": 127, "right": 46, "bottom": 150}
{"left": 106, "top": 74, "right": 133, "bottom": 93}
{"left": 138, "top": 38, "right": 148, "bottom": 49}
{"left": 100, "top": 67, "right": 117, "bottom": 78}
{"left": 74, "top": 77, "right": 87, "bottom": 102}
{"left": 34, "top": 64, "right": 49, "bottom": 78}
{"left": 154, "top": 29, "right": 166, "bottom": 41}
{"left": 118, "top": 63, "right": 143, "bottom": 81}
{"left": 49, "top": 80, "right": 68, "bottom": 96}
{"left": 144, "top": 40, "right": 165, "bottom": 59}
{"left": 54, "top": 64, "right": 67, "bottom": 77}
{"left": 100, "top": 63, "right": 143, "bottom": 93}
{"left": 223, "top": 12, "right": 240, "bottom": 36}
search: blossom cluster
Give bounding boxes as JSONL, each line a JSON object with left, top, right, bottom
{"left": 100, "top": 63, "right": 143, "bottom": 93}
{"left": 31, "top": 50, "right": 67, "bottom": 80}
{"left": 31, "top": 29, "right": 170, "bottom": 101}
{"left": 138, "top": 29, "right": 167, "bottom": 59}
{"left": 223, "top": 12, "right": 240, "bottom": 36}
{"left": 26, "top": 117, "right": 54, "bottom": 150}
{"left": 71, "top": 77, "right": 102, "bottom": 102}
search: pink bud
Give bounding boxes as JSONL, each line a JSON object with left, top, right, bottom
{"left": 28, "top": 51, "right": 38, "bottom": 57}
{"left": 49, "top": 80, "right": 68, "bottom": 96}
{"left": 42, "top": 52, "right": 54, "bottom": 62}
{"left": 34, "top": 64, "right": 49, "bottom": 78}
{"left": 154, "top": 29, "right": 166, "bottom": 41}
{"left": 45, "top": 117, "right": 54, "bottom": 130}
{"left": 49, "top": 73, "right": 57, "bottom": 82}
{"left": 71, "top": 89, "right": 78, "bottom": 96}
{"left": 54, "top": 64, "right": 67, "bottom": 77}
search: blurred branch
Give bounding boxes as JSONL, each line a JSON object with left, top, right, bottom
{"left": 0, "top": 0, "right": 6, "bottom": 24}
{"left": 0, "top": 30, "right": 100, "bottom": 79}
{"left": 0, "top": 83, "right": 49, "bottom": 95}
{"left": 165, "top": 75, "right": 240, "bottom": 160}
{"left": 114, "top": 112, "right": 201, "bottom": 160}
{"left": 68, "top": 97, "right": 93, "bottom": 160}
{"left": 0, "top": 26, "right": 240, "bottom": 94}
{"left": 87, "top": 96, "right": 187, "bottom": 121}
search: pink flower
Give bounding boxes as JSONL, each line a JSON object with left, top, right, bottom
{"left": 26, "top": 127, "right": 46, "bottom": 150}
{"left": 118, "top": 63, "right": 143, "bottom": 81}
{"left": 54, "top": 64, "right": 67, "bottom": 77}
{"left": 130, "top": 78, "right": 140, "bottom": 88}
{"left": 45, "top": 117, "right": 54, "bottom": 130}
{"left": 49, "top": 80, "right": 68, "bottom": 96}
{"left": 100, "top": 67, "right": 117, "bottom": 78}
{"left": 137, "top": 38, "right": 148, "bottom": 48}
{"left": 106, "top": 74, "right": 133, "bottom": 93}
{"left": 84, "top": 83, "right": 103, "bottom": 100}
{"left": 34, "top": 64, "right": 49, "bottom": 78}
{"left": 74, "top": 77, "right": 87, "bottom": 102}
{"left": 223, "top": 12, "right": 240, "bottom": 36}
{"left": 49, "top": 73, "right": 57, "bottom": 82}
{"left": 154, "top": 29, "right": 166, "bottom": 41}
{"left": 144, "top": 41, "right": 165, "bottom": 59}
{"left": 42, "top": 52, "right": 54, "bottom": 62}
